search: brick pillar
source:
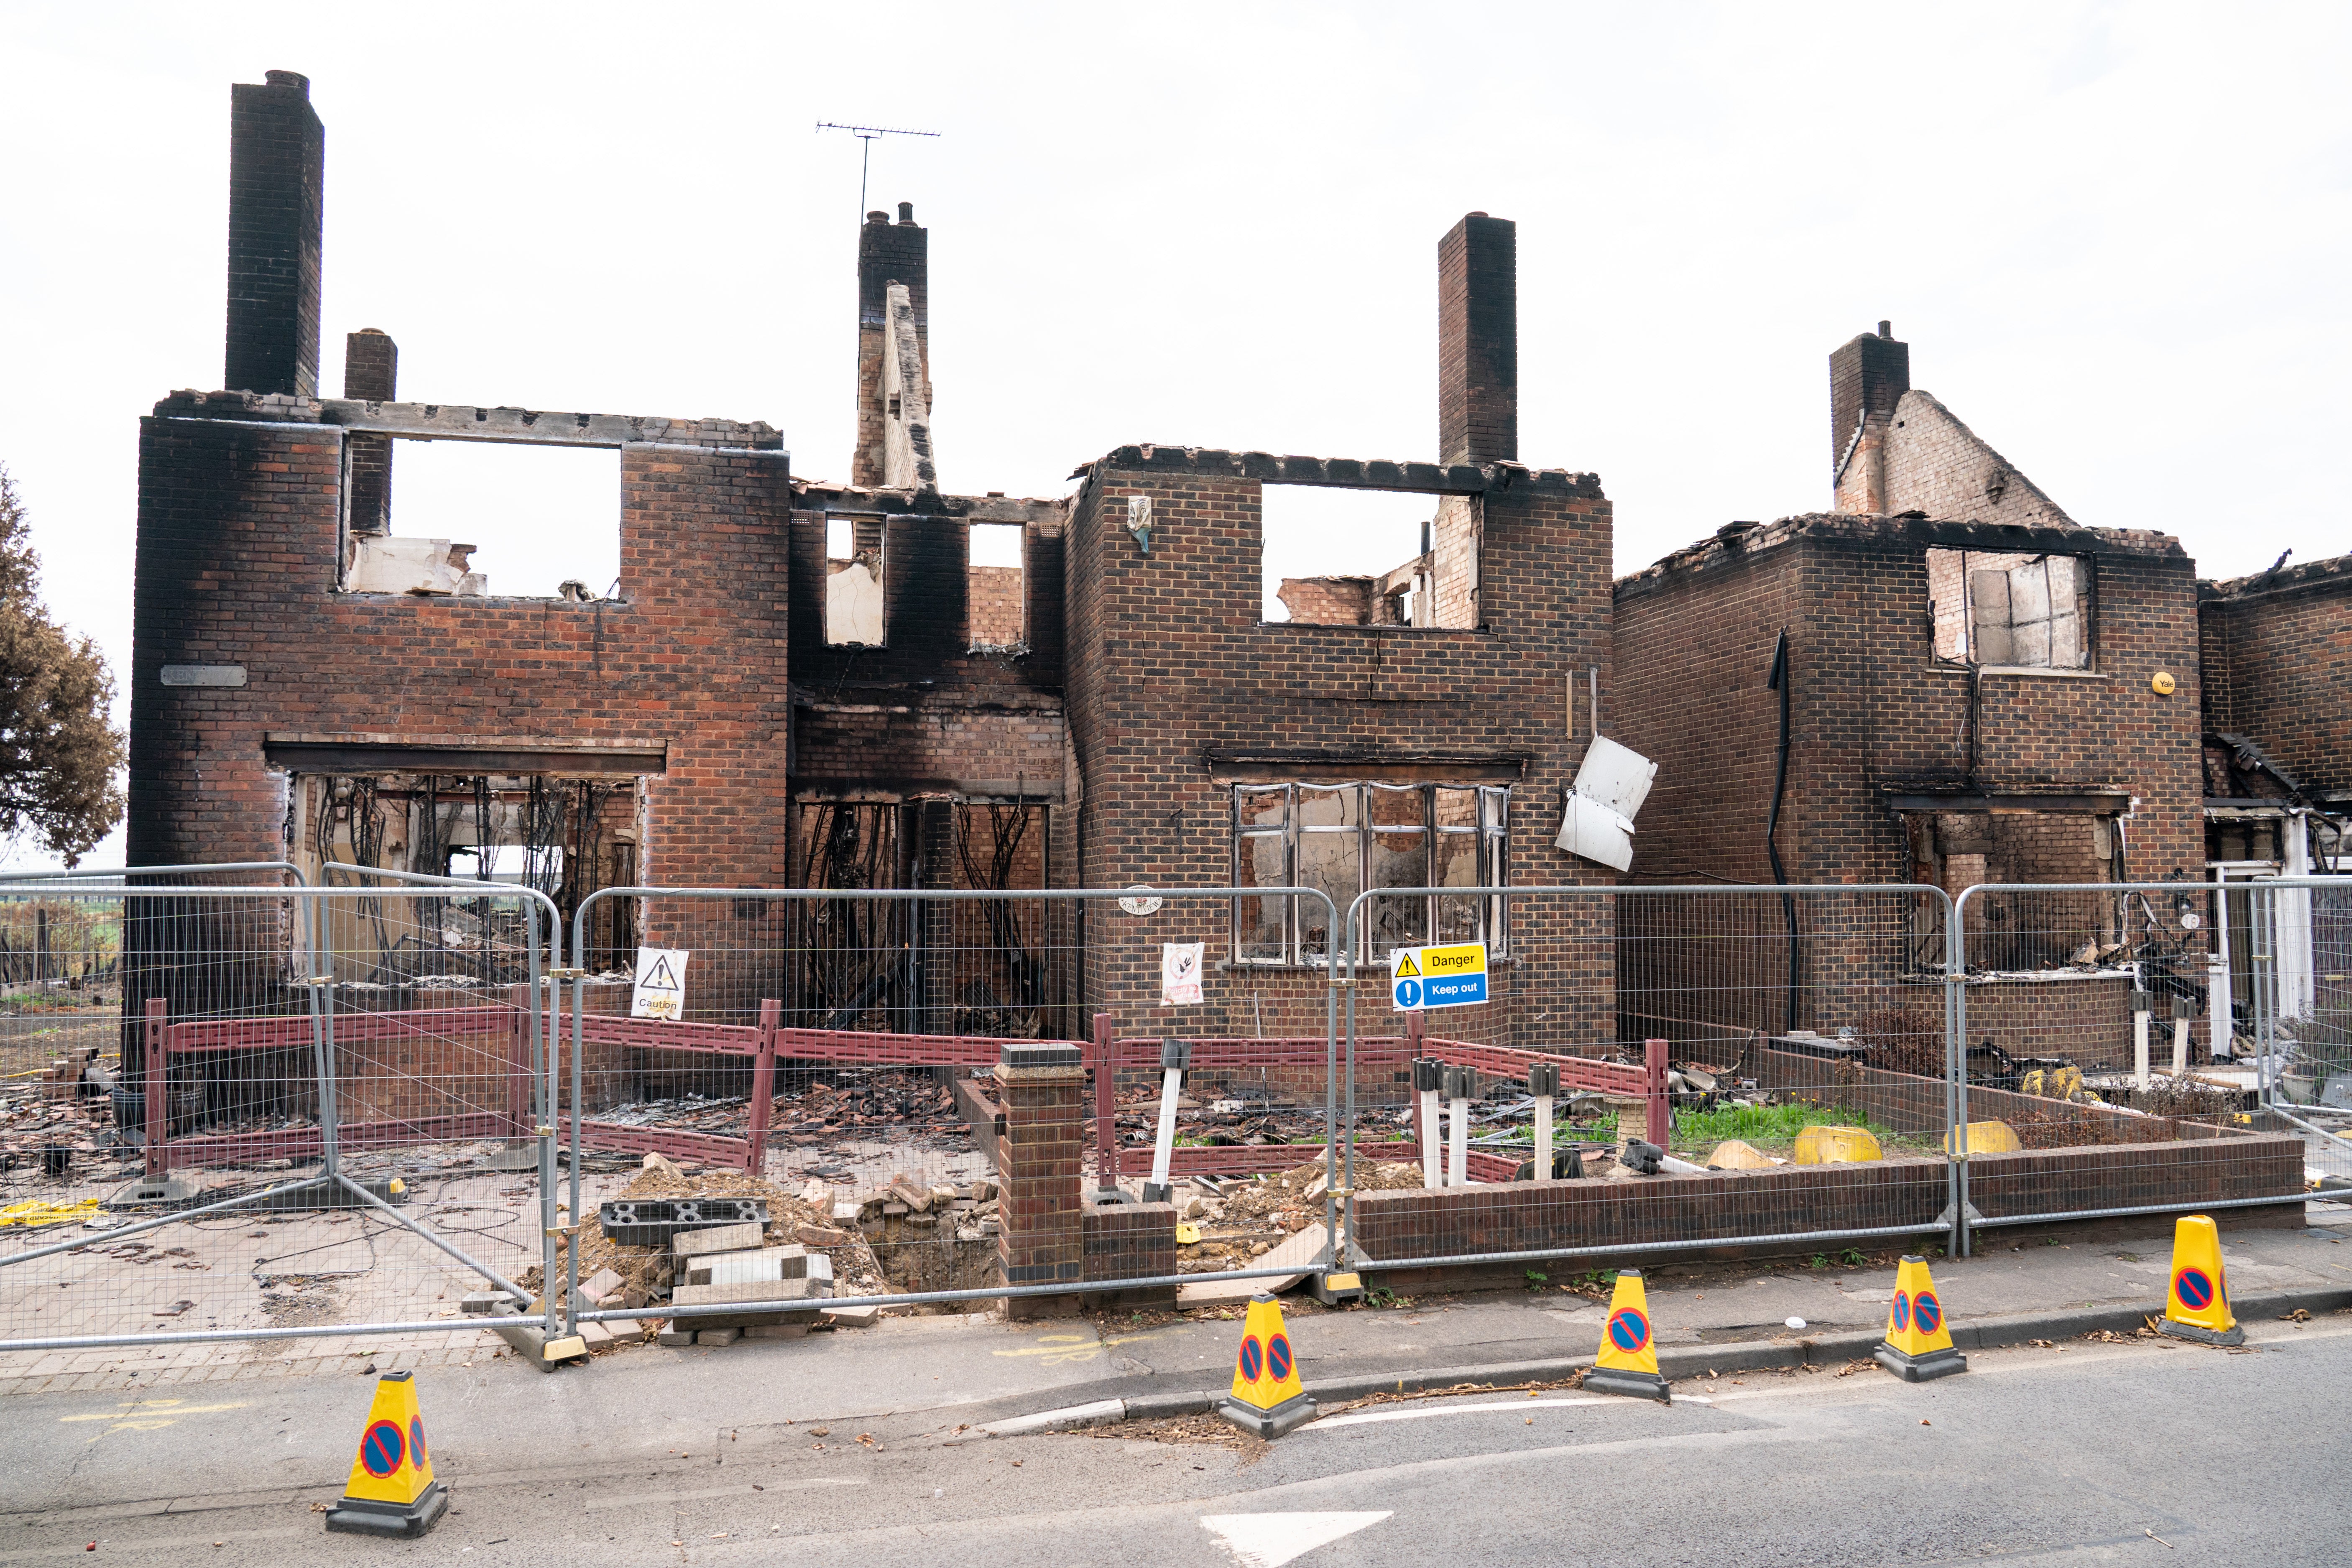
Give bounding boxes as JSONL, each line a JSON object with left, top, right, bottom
{"left": 996, "top": 1041, "right": 1086, "bottom": 1320}
{"left": 342, "top": 329, "right": 397, "bottom": 535}
{"left": 1437, "top": 212, "right": 1517, "bottom": 466}
{"left": 225, "top": 70, "right": 325, "bottom": 398}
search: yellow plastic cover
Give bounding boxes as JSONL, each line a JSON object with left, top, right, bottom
{"left": 1793, "top": 1125, "right": 1882, "bottom": 1165}
{"left": 1943, "top": 1120, "right": 2021, "bottom": 1155}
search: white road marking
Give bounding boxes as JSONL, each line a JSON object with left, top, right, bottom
{"left": 1200, "top": 1511, "right": 1392, "bottom": 1567}
{"left": 580, "top": 1478, "right": 863, "bottom": 1511}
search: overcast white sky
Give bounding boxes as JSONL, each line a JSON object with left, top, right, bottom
{"left": 1, "top": 2, "right": 2346, "bottom": 865}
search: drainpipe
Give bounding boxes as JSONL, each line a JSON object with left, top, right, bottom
{"left": 1765, "top": 632, "right": 1799, "bottom": 1034}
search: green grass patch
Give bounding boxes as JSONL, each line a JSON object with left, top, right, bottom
{"left": 1671, "top": 1101, "right": 1900, "bottom": 1150}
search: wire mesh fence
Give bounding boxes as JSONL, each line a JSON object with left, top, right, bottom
{"left": 1949, "top": 878, "right": 2351, "bottom": 1252}
{"left": 0, "top": 873, "right": 557, "bottom": 1366}
{"left": 1329, "top": 884, "right": 1963, "bottom": 1274}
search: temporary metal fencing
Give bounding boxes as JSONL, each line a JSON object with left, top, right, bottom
{"left": 1331, "top": 883, "right": 1967, "bottom": 1278}
{"left": 562, "top": 885, "right": 1344, "bottom": 1335}
{"left": 0, "top": 868, "right": 562, "bottom": 1360}
{"left": 7, "top": 864, "right": 2344, "bottom": 1361}
{"left": 1948, "top": 878, "right": 2352, "bottom": 1253}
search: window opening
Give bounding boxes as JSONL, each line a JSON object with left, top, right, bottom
{"left": 1905, "top": 809, "right": 2124, "bottom": 974}
{"left": 1231, "top": 783, "right": 1508, "bottom": 965}
{"left": 967, "top": 523, "right": 1025, "bottom": 651}
{"left": 825, "top": 516, "right": 886, "bottom": 646}
{"left": 1928, "top": 548, "right": 2092, "bottom": 668}
{"left": 345, "top": 440, "right": 620, "bottom": 600}
{"left": 1261, "top": 487, "right": 1478, "bottom": 628}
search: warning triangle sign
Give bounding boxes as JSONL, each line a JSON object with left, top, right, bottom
{"left": 1394, "top": 953, "right": 1421, "bottom": 978}
{"left": 640, "top": 955, "right": 681, "bottom": 991}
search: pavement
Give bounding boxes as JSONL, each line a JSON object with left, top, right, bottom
{"left": 2, "top": 1209, "right": 2347, "bottom": 1536}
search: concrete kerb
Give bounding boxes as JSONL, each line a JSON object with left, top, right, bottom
{"left": 955, "top": 1284, "right": 2352, "bottom": 1437}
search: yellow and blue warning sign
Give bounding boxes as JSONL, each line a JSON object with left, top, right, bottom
{"left": 1583, "top": 1270, "right": 1671, "bottom": 1401}
{"left": 323, "top": 1371, "right": 448, "bottom": 1537}
{"left": 2160, "top": 1214, "right": 2243, "bottom": 1345}
{"left": 1390, "top": 941, "right": 1489, "bottom": 1012}
{"left": 1214, "top": 1294, "right": 1318, "bottom": 1438}
{"left": 1874, "top": 1255, "right": 1966, "bottom": 1380}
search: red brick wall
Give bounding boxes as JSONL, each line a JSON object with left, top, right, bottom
{"left": 1064, "top": 449, "right": 1617, "bottom": 1052}
{"left": 128, "top": 394, "right": 794, "bottom": 885}
{"left": 2199, "top": 559, "right": 2352, "bottom": 795}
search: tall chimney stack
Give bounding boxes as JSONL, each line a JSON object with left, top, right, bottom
{"left": 1437, "top": 212, "right": 1517, "bottom": 466}
{"left": 224, "top": 71, "right": 325, "bottom": 398}
{"left": 1828, "top": 324, "right": 1909, "bottom": 513}
{"left": 853, "top": 202, "right": 929, "bottom": 487}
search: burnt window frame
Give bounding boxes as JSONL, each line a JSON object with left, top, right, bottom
{"left": 1230, "top": 782, "right": 1509, "bottom": 968}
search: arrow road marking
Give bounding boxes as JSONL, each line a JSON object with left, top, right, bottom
{"left": 1200, "top": 1512, "right": 1392, "bottom": 1567}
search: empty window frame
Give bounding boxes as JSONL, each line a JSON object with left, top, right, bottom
{"left": 1928, "top": 549, "right": 2092, "bottom": 668}
{"left": 1260, "top": 487, "right": 1479, "bottom": 628}
{"left": 825, "top": 516, "right": 886, "bottom": 646}
{"left": 968, "top": 523, "right": 1026, "bottom": 651}
{"left": 1232, "top": 783, "right": 1508, "bottom": 965}
{"left": 343, "top": 439, "right": 621, "bottom": 600}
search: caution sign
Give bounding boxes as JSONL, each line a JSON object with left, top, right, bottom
{"left": 630, "top": 947, "right": 690, "bottom": 1021}
{"left": 324, "top": 1371, "right": 448, "bottom": 1537}
{"left": 1389, "top": 941, "right": 1488, "bottom": 1013}
{"left": 1161, "top": 942, "right": 1204, "bottom": 1007}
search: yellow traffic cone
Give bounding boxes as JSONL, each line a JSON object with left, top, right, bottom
{"left": 322, "top": 1371, "right": 448, "bottom": 1537}
{"left": 1583, "top": 1270, "right": 1671, "bottom": 1402}
{"left": 1872, "top": 1256, "right": 1967, "bottom": 1381}
{"left": 2158, "top": 1214, "right": 2243, "bottom": 1346}
{"left": 1213, "top": 1293, "right": 1318, "bottom": 1438}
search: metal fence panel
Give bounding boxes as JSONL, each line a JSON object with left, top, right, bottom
{"left": 0, "top": 874, "right": 559, "bottom": 1366}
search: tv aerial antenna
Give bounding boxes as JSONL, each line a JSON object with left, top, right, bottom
{"left": 815, "top": 122, "right": 942, "bottom": 218}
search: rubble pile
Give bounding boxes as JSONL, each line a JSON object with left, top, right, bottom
{"left": 1107, "top": 1083, "right": 1330, "bottom": 1152}
{"left": 1175, "top": 1154, "right": 1423, "bottom": 1274}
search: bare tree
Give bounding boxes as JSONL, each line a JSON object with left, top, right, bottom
{"left": 0, "top": 466, "right": 124, "bottom": 865}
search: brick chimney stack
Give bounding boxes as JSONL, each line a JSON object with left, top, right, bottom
{"left": 1437, "top": 212, "right": 1517, "bottom": 466}
{"left": 1829, "top": 322, "right": 1909, "bottom": 513}
{"left": 854, "top": 201, "right": 929, "bottom": 487}
{"left": 224, "top": 71, "right": 325, "bottom": 398}
{"left": 342, "top": 329, "right": 397, "bottom": 535}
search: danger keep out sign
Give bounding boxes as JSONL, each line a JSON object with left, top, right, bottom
{"left": 1389, "top": 941, "right": 1489, "bottom": 1012}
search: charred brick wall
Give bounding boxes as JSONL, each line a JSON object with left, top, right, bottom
{"left": 1065, "top": 449, "right": 1616, "bottom": 1051}
{"left": 2199, "top": 558, "right": 2352, "bottom": 795}
{"left": 1613, "top": 515, "right": 2208, "bottom": 1044}
{"left": 128, "top": 394, "right": 794, "bottom": 884}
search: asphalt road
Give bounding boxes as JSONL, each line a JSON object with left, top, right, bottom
{"left": 4, "top": 1319, "right": 2345, "bottom": 1567}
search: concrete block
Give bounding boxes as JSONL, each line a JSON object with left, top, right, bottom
{"left": 577, "top": 1321, "right": 615, "bottom": 1350}
{"left": 672, "top": 1276, "right": 825, "bottom": 1307}
{"left": 696, "top": 1328, "right": 743, "bottom": 1347}
{"left": 687, "top": 1249, "right": 829, "bottom": 1289}
{"left": 580, "top": 1268, "right": 624, "bottom": 1304}
{"left": 674, "top": 1221, "right": 766, "bottom": 1258}
{"left": 822, "top": 1305, "right": 881, "bottom": 1328}
{"left": 657, "top": 1328, "right": 697, "bottom": 1347}
{"left": 743, "top": 1324, "right": 810, "bottom": 1341}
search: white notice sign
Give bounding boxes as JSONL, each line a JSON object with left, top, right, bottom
{"left": 1161, "top": 942, "right": 1204, "bottom": 1006}
{"left": 631, "top": 947, "right": 690, "bottom": 1021}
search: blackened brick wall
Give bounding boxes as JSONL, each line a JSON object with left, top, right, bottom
{"left": 128, "top": 393, "right": 793, "bottom": 883}
{"left": 225, "top": 73, "right": 324, "bottom": 399}
{"left": 1612, "top": 514, "right": 2209, "bottom": 1046}
{"left": 1437, "top": 215, "right": 1516, "bottom": 465}
{"left": 1064, "top": 447, "right": 1615, "bottom": 1050}
{"left": 2199, "top": 557, "right": 2352, "bottom": 795}
{"left": 1827, "top": 330, "right": 1908, "bottom": 475}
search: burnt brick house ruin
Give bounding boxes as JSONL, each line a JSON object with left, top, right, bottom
{"left": 1613, "top": 323, "right": 2348, "bottom": 1063}
{"left": 130, "top": 77, "right": 1626, "bottom": 1052}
